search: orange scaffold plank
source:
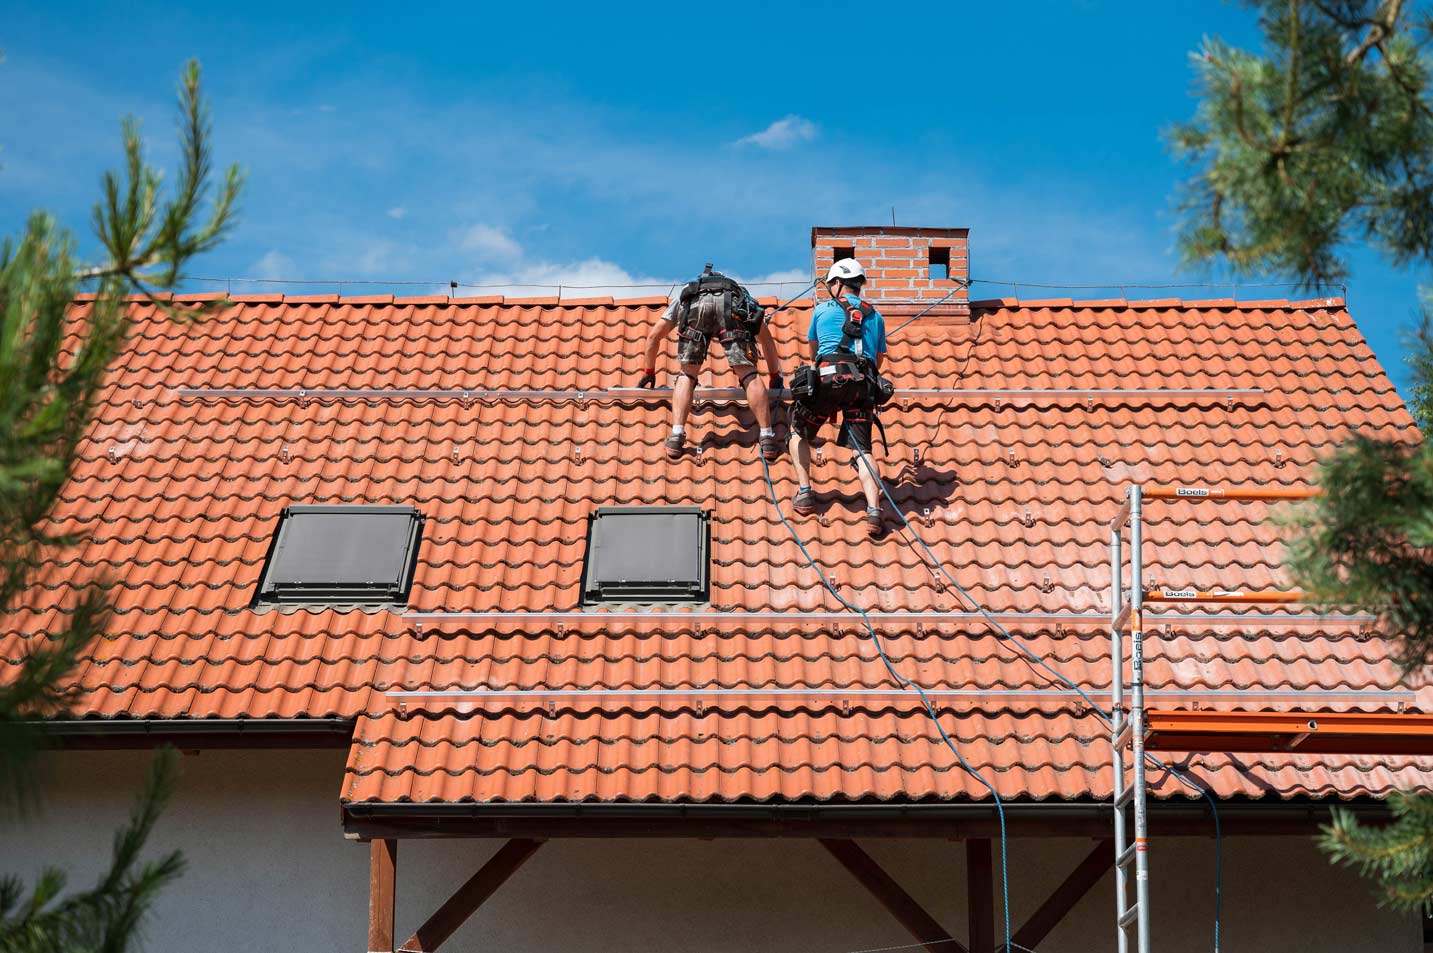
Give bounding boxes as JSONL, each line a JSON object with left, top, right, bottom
{"left": 1142, "top": 484, "right": 1322, "bottom": 502}
{"left": 1145, "top": 710, "right": 1433, "bottom": 755}
{"left": 1143, "top": 588, "right": 1307, "bottom": 604}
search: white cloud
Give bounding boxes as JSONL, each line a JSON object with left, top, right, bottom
{"left": 458, "top": 258, "right": 811, "bottom": 301}
{"left": 458, "top": 223, "right": 523, "bottom": 261}
{"left": 735, "top": 115, "right": 819, "bottom": 150}
{"left": 733, "top": 268, "right": 811, "bottom": 294}
{"left": 463, "top": 256, "right": 671, "bottom": 299}
{"left": 386, "top": 206, "right": 407, "bottom": 220}
{"left": 249, "top": 249, "right": 297, "bottom": 280}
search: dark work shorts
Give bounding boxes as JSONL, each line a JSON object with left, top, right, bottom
{"left": 788, "top": 400, "right": 873, "bottom": 455}
{"left": 674, "top": 295, "right": 757, "bottom": 369}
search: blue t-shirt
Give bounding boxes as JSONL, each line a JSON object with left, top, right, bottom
{"left": 808, "top": 296, "right": 887, "bottom": 359}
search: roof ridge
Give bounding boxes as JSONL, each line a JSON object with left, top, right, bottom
{"left": 969, "top": 296, "right": 1346, "bottom": 312}
{"left": 70, "top": 292, "right": 1345, "bottom": 312}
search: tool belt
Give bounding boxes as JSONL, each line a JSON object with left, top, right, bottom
{"left": 791, "top": 354, "right": 893, "bottom": 414}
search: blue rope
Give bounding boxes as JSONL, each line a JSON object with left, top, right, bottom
{"left": 846, "top": 434, "right": 1223, "bottom": 953}
{"left": 758, "top": 451, "right": 1013, "bottom": 952}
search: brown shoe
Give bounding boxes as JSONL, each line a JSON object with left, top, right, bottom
{"left": 865, "top": 507, "right": 884, "bottom": 538}
{"left": 793, "top": 488, "right": 816, "bottom": 515}
{"left": 665, "top": 433, "right": 685, "bottom": 460}
{"left": 760, "top": 432, "right": 782, "bottom": 462}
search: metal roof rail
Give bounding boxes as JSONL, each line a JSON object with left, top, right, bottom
{"left": 399, "top": 609, "right": 1374, "bottom": 631}
{"left": 172, "top": 386, "right": 1265, "bottom": 405}
{"left": 384, "top": 686, "right": 1413, "bottom": 707}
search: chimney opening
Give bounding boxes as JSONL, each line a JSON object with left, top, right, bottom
{"left": 928, "top": 246, "right": 951, "bottom": 281}
{"left": 832, "top": 245, "right": 855, "bottom": 265}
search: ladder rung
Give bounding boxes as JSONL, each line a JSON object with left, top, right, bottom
{"left": 1114, "top": 720, "right": 1134, "bottom": 748}
{"left": 1117, "top": 842, "right": 1138, "bottom": 869}
{"left": 1116, "top": 785, "right": 1136, "bottom": 809}
{"left": 1119, "top": 903, "right": 1141, "bottom": 930}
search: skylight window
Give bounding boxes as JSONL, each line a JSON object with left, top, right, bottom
{"left": 582, "top": 506, "right": 710, "bottom": 604}
{"left": 254, "top": 505, "right": 424, "bottom": 606}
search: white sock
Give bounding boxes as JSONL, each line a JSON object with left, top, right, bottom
{"left": 759, "top": 428, "right": 775, "bottom": 437}
{"left": 671, "top": 425, "right": 685, "bottom": 437}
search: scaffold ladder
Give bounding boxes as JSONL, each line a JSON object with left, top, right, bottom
{"left": 1109, "top": 483, "right": 1320, "bottom": 953}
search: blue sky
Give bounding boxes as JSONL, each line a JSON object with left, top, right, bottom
{"left": 2, "top": 1, "right": 1426, "bottom": 388}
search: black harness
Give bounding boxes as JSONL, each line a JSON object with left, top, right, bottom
{"left": 791, "top": 291, "right": 895, "bottom": 442}
{"left": 673, "top": 266, "right": 764, "bottom": 361}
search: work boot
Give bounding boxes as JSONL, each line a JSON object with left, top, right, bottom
{"left": 865, "top": 506, "right": 884, "bottom": 538}
{"left": 665, "top": 433, "right": 685, "bottom": 461}
{"left": 760, "top": 432, "right": 782, "bottom": 462}
{"left": 793, "top": 488, "right": 816, "bottom": 515}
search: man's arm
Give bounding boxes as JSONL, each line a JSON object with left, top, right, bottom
{"left": 643, "top": 318, "right": 674, "bottom": 367}
{"left": 808, "top": 340, "right": 820, "bottom": 361}
{"left": 639, "top": 318, "right": 675, "bottom": 386}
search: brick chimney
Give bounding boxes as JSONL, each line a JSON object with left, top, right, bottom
{"left": 811, "top": 225, "right": 970, "bottom": 320}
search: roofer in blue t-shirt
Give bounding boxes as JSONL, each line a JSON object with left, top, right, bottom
{"left": 787, "top": 258, "right": 892, "bottom": 538}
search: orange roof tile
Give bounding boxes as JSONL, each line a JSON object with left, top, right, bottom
{"left": 3, "top": 293, "right": 1424, "bottom": 807}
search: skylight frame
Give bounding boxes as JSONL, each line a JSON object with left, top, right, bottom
{"left": 581, "top": 505, "right": 711, "bottom": 605}
{"left": 253, "top": 504, "right": 425, "bottom": 607}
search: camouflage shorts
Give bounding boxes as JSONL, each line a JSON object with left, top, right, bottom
{"left": 674, "top": 295, "right": 757, "bottom": 369}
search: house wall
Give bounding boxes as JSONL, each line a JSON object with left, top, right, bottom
{"left": 5, "top": 749, "right": 1418, "bottom": 953}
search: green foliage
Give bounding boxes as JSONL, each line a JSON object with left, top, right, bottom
{"left": 0, "top": 60, "right": 239, "bottom": 953}
{"left": 1405, "top": 301, "right": 1433, "bottom": 430}
{"left": 1172, "top": 0, "right": 1433, "bottom": 287}
{"left": 0, "top": 752, "right": 184, "bottom": 952}
{"left": 1175, "top": 0, "right": 1433, "bottom": 912}
{"left": 1323, "top": 791, "right": 1433, "bottom": 911}
{"left": 1287, "top": 432, "right": 1433, "bottom": 672}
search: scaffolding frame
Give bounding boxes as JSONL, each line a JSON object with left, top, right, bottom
{"left": 1109, "top": 483, "right": 1323, "bottom": 953}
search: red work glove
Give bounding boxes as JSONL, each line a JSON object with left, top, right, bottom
{"left": 637, "top": 369, "right": 657, "bottom": 388}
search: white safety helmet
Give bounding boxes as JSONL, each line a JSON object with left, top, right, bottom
{"left": 825, "top": 257, "right": 865, "bottom": 284}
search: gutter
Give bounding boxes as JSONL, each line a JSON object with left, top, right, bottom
{"left": 343, "top": 797, "right": 1379, "bottom": 821}
{"left": 39, "top": 717, "right": 356, "bottom": 749}
{"left": 340, "top": 797, "right": 1387, "bottom": 839}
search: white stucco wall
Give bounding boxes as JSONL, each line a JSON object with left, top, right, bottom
{"left": 2, "top": 748, "right": 1418, "bottom": 953}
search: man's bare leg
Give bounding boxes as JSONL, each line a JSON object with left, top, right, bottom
{"left": 672, "top": 364, "right": 700, "bottom": 430}
{"left": 854, "top": 450, "right": 881, "bottom": 511}
{"left": 789, "top": 432, "right": 814, "bottom": 487}
{"left": 742, "top": 373, "right": 772, "bottom": 431}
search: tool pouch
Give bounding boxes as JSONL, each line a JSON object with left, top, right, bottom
{"left": 872, "top": 374, "right": 895, "bottom": 407}
{"left": 791, "top": 364, "right": 820, "bottom": 403}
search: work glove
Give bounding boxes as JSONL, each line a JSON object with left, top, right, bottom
{"left": 637, "top": 369, "right": 657, "bottom": 389}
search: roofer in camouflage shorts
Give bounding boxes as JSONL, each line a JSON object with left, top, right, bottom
{"left": 638, "top": 265, "right": 784, "bottom": 461}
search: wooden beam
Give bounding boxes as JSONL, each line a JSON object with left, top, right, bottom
{"left": 819, "top": 838, "right": 966, "bottom": 953}
{"left": 367, "top": 839, "right": 397, "bottom": 953}
{"left": 966, "top": 838, "right": 993, "bottom": 953}
{"left": 399, "top": 838, "right": 542, "bottom": 953}
{"left": 1003, "top": 839, "right": 1114, "bottom": 952}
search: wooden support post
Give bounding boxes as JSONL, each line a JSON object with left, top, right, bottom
{"left": 399, "top": 838, "right": 543, "bottom": 953}
{"left": 966, "top": 838, "right": 993, "bottom": 953}
{"left": 819, "top": 838, "right": 967, "bottom": 953}
{"left": 368, "top": 839, "right": 397, "bottom": 953}
{"left": 1004, "top": 839, "right": 1114, "bottom": 952}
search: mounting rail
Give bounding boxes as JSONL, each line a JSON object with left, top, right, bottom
{"left": 400, "top": 609, "right": 1372, "bottom": 630}
{"left": 172, "top": 386, "right": 1265, "bottom": 405}
{"left": 386, "top": 687, "right": 1410, "bottom": 708}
